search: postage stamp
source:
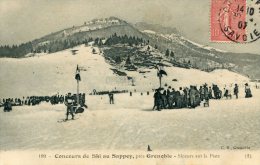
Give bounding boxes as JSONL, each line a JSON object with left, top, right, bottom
{"left": 211, "top": 0, "right": 260, "bottom": 43}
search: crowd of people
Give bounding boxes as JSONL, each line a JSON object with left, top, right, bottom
{"left": 1, "top": 93, "right": 86, "bottom": 112}
{"left": 153, "top": 83, "right": 253, "bottom": 111}
{"left": 0, "top": 83, "right": 255, "bottom": 112}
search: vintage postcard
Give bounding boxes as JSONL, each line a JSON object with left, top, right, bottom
{"left": 0, "top": 0, "right": 259, "bottom": 165}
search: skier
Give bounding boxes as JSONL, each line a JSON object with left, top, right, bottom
{"left": 65, "top": 93, "right": 75, "bottom": 120}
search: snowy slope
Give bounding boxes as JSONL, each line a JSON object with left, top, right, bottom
{"left": 0, "top": 44, "right": 250, "bottom": 98}
{"left": 0, "top": 45, "right": 121, "bottom": 98}
{"left": 126, "top": 67, "right": 249, "bottom": 91}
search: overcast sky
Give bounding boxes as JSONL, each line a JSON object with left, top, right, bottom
{"left": 0, "top": 0, "right": 259, "bottom": 54}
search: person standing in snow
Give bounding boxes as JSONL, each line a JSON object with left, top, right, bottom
{"left": 153, "top": 89, "right": 162, "bottom": 111}
{"left": 234, "top": 84, "right": 239, "bottom": 99}
{"left": 183, "top": 87, "right": 189, "bottom": 108}
{"left": 208, "top": 86, "right": 213, "bottom": 99}
{"left": 176, "top": 87, "right": 182, "bottom": 108}
{"left": 167, "top": 88, "right": 174, "bottom": 109}
{"left": 203, "top": 84, "right": 209, "bottom": 101}
{"left": 245, "top": 83, "right": 252, "bottom": 98}
{"left": 162, "top": 89, "right": 167, "bottom": 109}
{"left": 212, "top": 84, "right": 219, "bottom": 99}
{"left": 199, "top": 86, "right": 205, "bottom": 101}
{"left": 3, "top": 99, "right": 12, "bottom": 112}
{"left": 108, "top": 92, "right": 114, "bottom": 104}
{"left": 194, "top": 86, "right": 201, "bottom": 106}
{"left": 166, "top": 86, "right": 171, "bottom": 107}
{"left": 203, "top": 84, "right": 209, "bottom": 107}
{"left": 189, "top": 86, "right": 196, "bottom": 108}
{"left": 65, "top": 93, "right": 75, "bottom": 120}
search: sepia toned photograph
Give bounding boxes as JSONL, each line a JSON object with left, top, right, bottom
{"left": 0, "top": 0, "right": 260, "bottom": 164}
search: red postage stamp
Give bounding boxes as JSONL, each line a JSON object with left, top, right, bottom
{"left": 211, "top": 0, "right": 260, "bottom": 43}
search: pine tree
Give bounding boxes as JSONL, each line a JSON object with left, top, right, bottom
{"left": 115, "top": 56, "right": 121, "bottom": 63}
{"left": 94, "top": 38, "right": 99, "bottom": 45}
{"left": 88, "top": 37, "right": 93, "bottom": 42}
{"left": 165, "top": 49, "right": 170, "bottom": 57}
{"left": 125, "top": 55, "right": 131, "bottom": 65}
{"left": 170, "top": 51, "right": 174, "bottom": 57}
{"left": 95, "top": 38, "right": 102, "bottom": 46}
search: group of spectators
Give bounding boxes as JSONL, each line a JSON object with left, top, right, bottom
{"left": 153, "top": 83, "right": 253, "bottom": 111}
{"left": 1, "top": 93, "right": 86, "bottom": 112}
{"left": 0, "top": 82, "right": 255, "bottom": 112}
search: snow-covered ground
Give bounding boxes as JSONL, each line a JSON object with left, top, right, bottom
{"left": 0, "top": 89, "right": 259, "bottom": 150}
{"left": 0, "top": 44, "right": 250, "bottom": 98}
{"left": 0, "top": 44, "right": 259, "bottom": 150}
{"left": 0, "top": 45, "right": 122, "bottom": 98}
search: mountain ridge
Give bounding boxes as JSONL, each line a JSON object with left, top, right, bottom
{"left": 0, "top": 16, "right": 259, "bottom": 79}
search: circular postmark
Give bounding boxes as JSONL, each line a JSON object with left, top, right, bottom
{"left": 218, "top": 0, "right": 260, "bottom": 43}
